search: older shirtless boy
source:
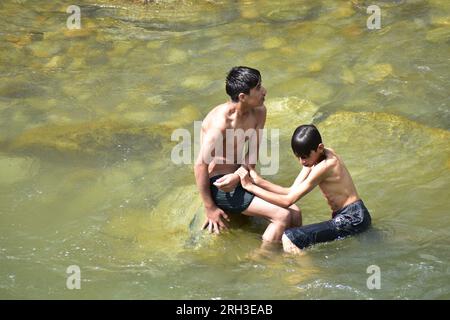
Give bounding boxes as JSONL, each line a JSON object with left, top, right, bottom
{"left": 194, "top": 66, "right": 301, "bottom": 243}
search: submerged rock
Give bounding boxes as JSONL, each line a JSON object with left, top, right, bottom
{"left": 166, "top": 48, "right": 188, "bottom": 64}
{"left": 253, "top": 0, "right": 319, "bottom": 23}
{"left": 110, "top": 104, "right": 201, "bottom": 127}
{"left": 28, "top": 41, "right": 62, "bottom": 58}
{"left": 244, "top": 50, "right": 272, "bottom": 64}
{"left": 117, "top": 111, "right": 157, "bottom": 124}
{"left": 329, "top": 1, "right": 355, "bottom": 18}
{"left": 5, "top": 34, "right": 33, "bottom": 48}
{"left": 146, "top": 40, "right": 162, "bottom": 49}
{"left": 238, "top": 1, "right": 260, "bottom": 19}
{"left": 426, "top": 27, "right": 450, "bottom": 43}
{"left": 265, "top": 97, "right": 319, "bottom": 131}
{"left": 340, "top": 67, "right": 355, "bottom": 84}
{"left": 181, "top": 75, "right": 213, "bottom": 90}
{"left": 431, "top": 16, "right": 450, "bottom": 27}
{"left": 340, "top": 24, "right": 364, "bottom": 38}
{"left": 67, "top": 57, "right": 86, "bottom": 70}
{"left": 0, "top": 79, "right": 45, "bottom": 99}
{"left": 107, "top": 41, "right": 134, "bottom": 58}
{"left": 297, "top": 37, "right": 335, "bottom": 57}
{"left": 44, "top": 55, "right": 65, "bottom": 69}
{"left": 159, "top": 105, "right": 202, "bottom": 128}
{"left": 7, "top": 120, "right": 172, "bottom": 161}
{"left": 101, "top": 184, "right": 204, "bottom": 261}
{"left": 264, "top": 97, "right": 320, "bottom": 166}
{"left": 262, "top": 37, "right": 286, "bottom": 49}
{"left": 308, "top": 61, "right": 323, "bottom": 73}
{"left": 317, "top": 111, "right": 450, "bottom": 226}
{"left": 352, "top": 63, "right": 393, "bottom": 84}
{"left": 271, "top": 78, "right": 334, "bottom": 103}
{"left": 318, "top": 111, "right": 450, "bottom": 186}
{"left": 82, "top": 0, "right": 239, "bottom": 31}
{"left": 63, "top": 28, "right": 95, "bottom": 38}
{"left": 429, "top": 0, "right": 450, "bottom": 26}
{"left": 0, "top": 154, "right": 40, "bottom": 186}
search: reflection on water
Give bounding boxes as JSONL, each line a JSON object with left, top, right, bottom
{"left": 0, "top": 0, "right": 449, "bottom": 299}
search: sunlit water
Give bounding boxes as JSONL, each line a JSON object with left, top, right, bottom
{"left": 0, "top": 0, "right": 449, "bottom": 299}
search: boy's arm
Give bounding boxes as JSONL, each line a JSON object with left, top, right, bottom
{"left": 248, "top": 164, "right": 311, "bottom": 195}
{"left": 249, "top": 168, "right": 290, "bottom": 195}
{"left": 194, "top": 127, "right": 230, "bottom": 233}
{"left": 238, "top": 161, "right": 330, "bottom": 208}
{"left": 291, "top": 165, "right": 312, "bottom": 186}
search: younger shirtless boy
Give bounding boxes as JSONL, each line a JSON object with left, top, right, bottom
{"left": 236, "top": 124, "right": 372, "bottom": 253}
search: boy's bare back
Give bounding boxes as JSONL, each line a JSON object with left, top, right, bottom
{"left": 307, "top": 148, "right": 360, "bottom": 212}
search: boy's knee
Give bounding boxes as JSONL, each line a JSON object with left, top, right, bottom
{"left": 274, "top": 208, "right": 292, "bottom": 228}
{"left": 289, "top": 204, "right": 302, "bottom": 227}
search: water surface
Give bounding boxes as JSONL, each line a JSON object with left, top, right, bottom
{"left": 0, "top": 0, "right": 449, "bottom": 299}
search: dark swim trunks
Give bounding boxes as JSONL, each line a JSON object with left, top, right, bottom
{"left": 284, "top": 199, "right": 371, "bottom": 249}
{"left": 209, "top": 174, "right": 255, "bottom": 214}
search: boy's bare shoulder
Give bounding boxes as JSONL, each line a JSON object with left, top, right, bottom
{"left": 325, "top": 148, "right": 338, "bottom": 158}
{"left": 327, "top": 147, "right": 337, "bottom": 154}
{"left": 311, "top": 150, "right": 338, "bottom": 174}
{"left": 325, "top": 150, "right": 339, "bottom": 167}
{"left": 202, "top": 103, "right": 228, "bottom": 131}
{"left": 313, "top": 157, "right": 335, "bottom": 172}
{"left": 204, "top": 103, "right": 227, "bottom": 118}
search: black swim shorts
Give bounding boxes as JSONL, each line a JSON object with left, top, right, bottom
{"left": 209, "top": 174, "right": 255, "bottom": 214}
{"left": 284, "top": 199, "right": 372, "bottom": 249}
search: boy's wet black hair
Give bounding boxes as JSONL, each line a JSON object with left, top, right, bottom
{"left": 291, "top": 124, "right": 322, "bottom": 158}
{"left": 225, "top": 66, "right": 261, "bottom": 102}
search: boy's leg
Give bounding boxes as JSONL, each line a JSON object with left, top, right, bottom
{"left": 282, "top": 234, "right": 306, "bottom": 255}
{"left": 241, "top": 196, "right": 302, "bottom": 242}
{"left": 282, "top": 201, "right": 372, "bottom": 254}
{"left": 289, "top": 204, "right": 302, "bottom": 228}
{"left": 282, "top": 220, "right": 342, "bottom": 253}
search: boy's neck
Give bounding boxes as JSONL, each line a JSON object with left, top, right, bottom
{"left": 316, "top": 149, "right": 327, "bottom": 164}
{"left": 229, "top": 100, "right": 251, "bottom": 116}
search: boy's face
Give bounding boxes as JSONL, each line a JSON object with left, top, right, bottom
{"left": 298, "top": 144, "right": 324, "bottom": 167}
{"left": 240, "top": 81, "right": 266, "bottom": 107}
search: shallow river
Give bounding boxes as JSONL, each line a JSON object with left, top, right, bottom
{"left": 0, "top": 0, "right": 449, "bottom": 299}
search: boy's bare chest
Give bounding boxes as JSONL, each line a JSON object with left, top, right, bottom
{"left": 228, "top": 114, "right": 258, "bottom": 131}
{"left": 221, "top": 116, "right": 258, "bottom": 151}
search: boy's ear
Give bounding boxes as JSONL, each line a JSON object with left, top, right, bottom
{"left": 238, "top": 92, "right": 246, "bottom": 102}
{"left": 318, "top": 143, "right": 325, "bottom": 152}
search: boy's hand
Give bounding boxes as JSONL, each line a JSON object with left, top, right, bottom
{"left": 236, "top": 167, "right": 252, "bottom": 189}
{"left": 249, "top": 168, "right": 261, "bottom": 184}
{"left": 202, "top": 206, "right": 230, "bottom": 234}
{"left": 213, "top": 173, "right": 239, "bottom": 192}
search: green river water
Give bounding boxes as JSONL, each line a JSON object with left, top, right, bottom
{"left": 0, "top": 0, "right": 449, "bottom": 299}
